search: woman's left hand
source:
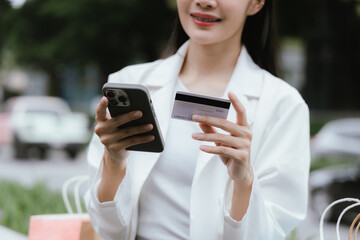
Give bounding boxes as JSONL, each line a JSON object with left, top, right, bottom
{"left": 192, "top": 92, "right": 254, "bottom": 186}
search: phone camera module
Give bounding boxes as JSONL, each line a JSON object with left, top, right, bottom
{"left": 106, "top": 90, "right": 116, "bottom": 98}
{"left": 109, "top": 99, "right": 118, "bottom": 106}
{"left": 118, "top": 96, "right": 127, "bottom": 105}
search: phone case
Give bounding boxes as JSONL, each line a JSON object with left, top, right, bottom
{"left": 102, "top": 83, "right": 164, "bottom": 152}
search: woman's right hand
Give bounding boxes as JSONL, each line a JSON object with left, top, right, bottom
{"left": 94, "top": 96, "right": 155, "bottom": 166}
{"left": 95, "top": 96, "right": 155, "bottom": 202}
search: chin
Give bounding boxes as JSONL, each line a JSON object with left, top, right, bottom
{"left": 188, "top": 32, "right": 221, "bottom": 45}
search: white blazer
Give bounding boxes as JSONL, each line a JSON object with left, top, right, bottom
{"left": 86, "top": 41, "right": 310, "bottom": 240}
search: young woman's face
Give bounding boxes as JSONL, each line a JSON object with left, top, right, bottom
{"left": 177, "top": 0, "right": 259, "bottom": 46}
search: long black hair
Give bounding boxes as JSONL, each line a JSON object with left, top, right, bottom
{"left": 166, "top": 0, "right": 279, "bottom": 77}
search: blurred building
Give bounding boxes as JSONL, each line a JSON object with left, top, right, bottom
{"left": 60, "top": 64, "right": 100, "bottom": 112}
{"left": 0, "top": 66, "right": 99, "bottom": 114}
{"left": 0, "top": 69, "right": 48, "bottom": 101}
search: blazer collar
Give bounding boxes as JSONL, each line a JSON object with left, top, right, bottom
{"left": 140, "top": 41, "right": 189, "bottom": 88}
{"left": 137, "top": 41, "right": 264, "bottom": 185}
{"left": 224, "top": 46, "right": 264, "bottom": 128}
{"left": 142, "top": 41, "right": 263, "bottom": 98}
{"left": 143, "top": 40, "right": 264, "bottom": 146}
{"left": 229, "top": 46, "right": 263, "bottom": 98}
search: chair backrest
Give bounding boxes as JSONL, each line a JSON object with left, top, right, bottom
{"left": 62, "top": 175, "right": 89, "bottom": 214}
{"left": 320, "top": 198, "right": 360, "bottom": 240}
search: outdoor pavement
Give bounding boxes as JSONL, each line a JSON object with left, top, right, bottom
{"left": 0, "top": 225, "right": 28, "bottom": 240}
{"left": 0, "top": 145, "right": 89, "bottom": 190}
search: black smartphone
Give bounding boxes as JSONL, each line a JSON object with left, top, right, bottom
{"left": 102, "top": 83, "right": 164, "bottom": 153}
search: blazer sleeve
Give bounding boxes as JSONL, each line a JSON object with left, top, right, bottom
{"left": 223, "top": 99, "right": 310, "bottom": 239}
{"left": 85, "top": 133, "right": 133, "bottom": 240}
{"left": 85, "top": 69, "right": 135, "bottom": 240}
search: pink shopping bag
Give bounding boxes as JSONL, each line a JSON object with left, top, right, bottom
{"left": 28, "top": 213, "right": 103, "bottom": 240}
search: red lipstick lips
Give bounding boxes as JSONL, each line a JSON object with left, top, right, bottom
{"left": 191, "top": 13, "right": 221, "bottom": 27}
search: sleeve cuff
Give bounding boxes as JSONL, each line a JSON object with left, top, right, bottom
{"left": 91, "top": 179, "right": 117, "bottom": 207}
{"left": 223, "top": 174, "right": 257, "bottom": 229}
{"left": 89, "top": 158, "right": 132, "bottom": 226}
{"left": 90, "top": 158, "right": 132, "bottom": 210}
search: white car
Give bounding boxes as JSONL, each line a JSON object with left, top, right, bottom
{"left": 310, "top": 118, "right": 360, "bottom": 222}
{"left": 311, "top": 118, "right": 360, "bottom": 157}
{"left": 4, "top": 96, "right": 91, "bottom": 159}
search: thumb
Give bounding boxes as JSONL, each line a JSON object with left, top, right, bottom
{"left": 95, "top": 97, "right": 109, "bottom": 122}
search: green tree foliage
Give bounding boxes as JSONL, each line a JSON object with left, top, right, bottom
{"left": 0, "top": 0, "right": 12, "bottom": 57}
{"left": 0, "top": 180, "right": 80, "bottom": 234}
{"left": 5, "top": 0, "right": 176, "bottom": 94}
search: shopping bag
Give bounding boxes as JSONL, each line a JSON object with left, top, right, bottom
{"left": 28, "top": 175, "right": 103, "bottom": 240}
{"left": 79, "top": 219, "right": 103, "bottom": 240}
{"left": 28, "top": 213, "right": 102, "bottom": 240}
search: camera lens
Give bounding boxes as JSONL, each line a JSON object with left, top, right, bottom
{"left": 106, "top": 91, "right": 115, "bottom": 98}
{"left": 118, "top": 96, "right": 127, "bottom": 103}
{"left": 109, "top": 99, "right": 118, "bottom": 106}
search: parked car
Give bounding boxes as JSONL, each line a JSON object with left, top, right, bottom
{"left": 310, "top": 118, "right": 360, "bottom": 223}
{"left": 3, "top": 96, "right": 91, "bottom": 159}
{"left": 311, "top": 118, "right": 360, "bottom": 157}
{"left": 0, "top": 112, "right": 11, "bottom": 145}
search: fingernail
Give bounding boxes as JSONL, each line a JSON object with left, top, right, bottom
{"left": 200, "top": 145, "right": 209, "bottom": 151}
{"left": 192, "top": 133, "right": 201, "bottom": 139}
{"left": 144, "top": 124, "right": 153, "bottom": 131}
{"left": 147, "top": 135, "right": 155, "bottom": 141}
{"left": 101, "top": 96, "right": 108, "bottom": 103}
{"left": 192, "top": 115, "right": 201, "bottom": 121}
{"left": 133, "top": 111, "right": 142, "bottom": 117}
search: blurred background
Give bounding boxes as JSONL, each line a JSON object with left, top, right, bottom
{"left": 0, "top": 0, "right": 359, "bottom": 239}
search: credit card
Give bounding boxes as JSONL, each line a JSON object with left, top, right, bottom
{"left": 171, "top": 91, "right": 231, "bottom": 122}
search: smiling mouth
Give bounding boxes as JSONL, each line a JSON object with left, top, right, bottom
{"left": 191, "top": 14, "right": 221, "bottom": 23}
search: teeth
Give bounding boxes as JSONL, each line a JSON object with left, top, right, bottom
{"left": 193, "top": 15, "right": 219, "bottom": 22}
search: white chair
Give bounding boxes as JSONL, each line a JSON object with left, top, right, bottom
{"left": 62, "top": 175, "right": 89, "bottom": 214}
{"left": 320, "top": 198, "right": 360, "bottom": 240}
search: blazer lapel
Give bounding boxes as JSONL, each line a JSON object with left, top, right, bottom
{"left": 131, "top": 43, "right": 188, "bottom": 191}
{"left": 193, "top": 46, "right": 264, "bottom": 182}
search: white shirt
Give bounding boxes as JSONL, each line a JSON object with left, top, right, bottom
{"left": 137, "top": 81, "right": 201, "bottom": 239}
{"left": 85, "top": 41, "right": 310, "bottom": 240}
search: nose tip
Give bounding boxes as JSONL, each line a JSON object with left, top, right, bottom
{"left": 196, "top": 0, "right": 217, "bottom": 9}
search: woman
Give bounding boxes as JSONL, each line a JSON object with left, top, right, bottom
{"left": 86, "top": 0, "right": 310, "bottom": 239}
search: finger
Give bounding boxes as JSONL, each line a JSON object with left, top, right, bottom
{"left": 96, "top": 97, "right": 109, "bottom": 122}
{"left": 115, "top": 124, "right": 153, "bottom": 141}
{"left": 95, "top": 111, "right": 144, "bottom": 138}
{"left": 199, "top": 145, "right": 249, "bottom": 162}
{"left": 228, "top": 91, "right": 248, "bottom": 126}
{"left": 98, "top": 123, "right": 153, "bottom": 145}
{"left": 199, "top": 123, "right": 217, "bottom": 134}
{"left": 198, "top": 123, "right": 220, "bottom": 146}
{"left": 109, "top": 110, "right": 143, "bottom": 129}
{"left": 192, "top": 133, "right": 250, "bottom": 149}
{"left": 108, "top": 135, "right": 155, "bottom": 152}
{"left": 193, "top": 114, "right": 248, "bottom": 137}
